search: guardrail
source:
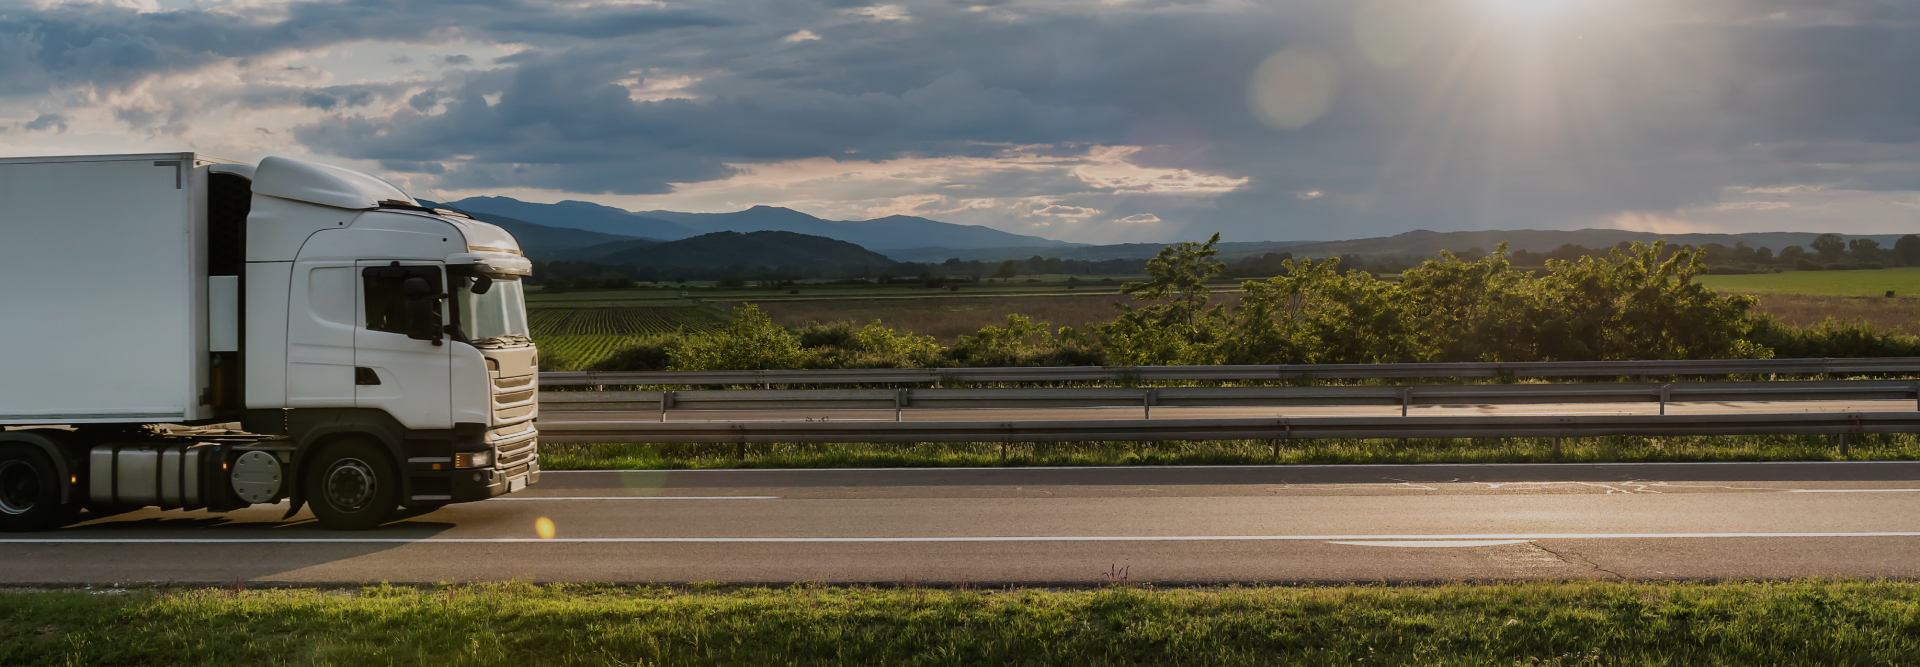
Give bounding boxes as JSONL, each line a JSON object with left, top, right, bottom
{"left": 535, "top": 411, "right": 1919, "bottom": 445}
{"left": 537, "top": 357, "right": 1920, "bottom": 387}
{"left": 539, "top": 379, "right": 1920, "bottom": 421}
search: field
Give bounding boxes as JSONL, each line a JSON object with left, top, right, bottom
{"left": 517, "top": 267, "right": 1920, "bottom": 364}
{"left": 529, "top": 304, "right": 732, "bottom": 370}
{"left": 1698, "top": 267, "right": 1920, "bottom": 296}
{"left": 739, "top": 293, "right": 1155, "bottom": 342}
{"left": 1749, "top": 293, "right": 1920, "bottom": 336}
{"left": 7, "top": 580, "right": 1919, "bottom": 665}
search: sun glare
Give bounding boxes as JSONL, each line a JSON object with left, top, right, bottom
{"left": 1481, "top": 0, "right": 1586, "bottom": 20}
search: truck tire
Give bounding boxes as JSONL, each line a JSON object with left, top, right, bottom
{"left": 0, "top": 444, "right": 73, "bottom": 532}
{"left": 305, "top": 439, "right": 399, "bottom": 531}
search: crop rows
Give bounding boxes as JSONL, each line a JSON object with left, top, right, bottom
{"left": 531, "top": 307, "right": 730, "bottom": 337}
{"left": 533, "top": 335, "right": 643, "bottom": 370}
{"left": 530, "top": 307, "right": 733, "bottom": 370}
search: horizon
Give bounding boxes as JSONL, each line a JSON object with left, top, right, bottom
{"left": 442, "top": 194, "right": 1910, "bottom": 249}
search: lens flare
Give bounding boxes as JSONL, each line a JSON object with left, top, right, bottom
{"left": 1247, "top": 48, "right": 1338, "bottom": 129}
{"left": 535, "top": 517, "right": 556, "bottom": 539}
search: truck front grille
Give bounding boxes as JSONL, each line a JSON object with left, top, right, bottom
{"left": 491, "top": 374, "right": 537, "bottom": 426}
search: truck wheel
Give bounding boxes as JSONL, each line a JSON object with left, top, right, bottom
{"left": 305, "top": 439, "right": 399, "bottom": 531}
{"left": 0, "top": 444, "right": 71, "bottom": 532}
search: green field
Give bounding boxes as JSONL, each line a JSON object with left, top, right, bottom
{"left": 1698, "top": 267, "right": 1920, "bottom": 296}
{"left": 7, "top": 580, "right": 1919, "bottom": 665}
{"left": 529, "top": 305, "right": 733, "bottom": 370}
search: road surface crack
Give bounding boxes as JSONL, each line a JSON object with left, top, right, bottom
{"left": 1533, "top": 543, "right": 1626, "bottom": 580}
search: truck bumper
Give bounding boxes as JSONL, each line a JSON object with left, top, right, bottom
{"left": 448, "top": 457, "right": 541, "bottom": 503}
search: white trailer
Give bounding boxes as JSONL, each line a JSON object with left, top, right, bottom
{"left": 0, "top": 153, "right": 540, "bottom": 531}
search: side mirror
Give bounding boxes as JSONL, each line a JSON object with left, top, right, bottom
{"left": 470, "top": 273, "right": 494, "bottom": 295}
{"left": 402, "top": 277, "right": 443, "bottom": 343}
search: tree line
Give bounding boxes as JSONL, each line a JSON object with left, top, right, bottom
{"left": 568, "top": 235, "right": 1920, "bottom": 372}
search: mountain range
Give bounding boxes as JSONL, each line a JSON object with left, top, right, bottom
{"left": 440, "top": 196, "right": 1077, "bottom": 257}
{"left": 423, "top": 195, "right": 1910, "bottom": 269}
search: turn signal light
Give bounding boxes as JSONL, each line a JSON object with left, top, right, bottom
{"left": 454, "top": 452, "right": 492, "bottom": 468}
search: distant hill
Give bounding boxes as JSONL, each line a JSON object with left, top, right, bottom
{"left": 450, "top": 196, "right": 699, "bottom": 240}
{"left": 445, "top": 196, "right": 1076, "bottom": 250}
{"left": 421, "top": 199, "right": 652, "bottom": 257}
{"left": 890, "top": 230, "right": 1917, "bottom": 264}
{"left": 635, "top": 206, "right": 1080, "bottom": 250}
{"left": 1270, "top": 229, "right": 1914, "bottom": 261}
{"left": 885, "top": 241, "right": 1317, "bottom": 263}
{"left": 591, "top": 230, "right": 903, "bottom": 273}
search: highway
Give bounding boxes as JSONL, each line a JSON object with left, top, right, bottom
{"left": 5, "top": 461, "right": 1920, "bottom": 584}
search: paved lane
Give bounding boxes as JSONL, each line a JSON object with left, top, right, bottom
{"left": 537, "top": 400, "right": 1917, "bottom": 424}
{"left": 6, "top": 462, "right": 1920, "bottom": 584}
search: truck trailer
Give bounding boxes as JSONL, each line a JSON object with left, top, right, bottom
{"left": 0, "top": 153, "right": 540, "bottom": 531}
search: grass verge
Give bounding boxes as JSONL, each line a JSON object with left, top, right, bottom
{"left": 539, "top": 433, "right": 1920, "bottom": 470}
{"left": 5, "top": 580, "right": 1918, "bottom": 665}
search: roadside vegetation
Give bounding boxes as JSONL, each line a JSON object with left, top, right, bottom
{"left": 539, "top": 433, "right": 1915, "bottom": 470}
{"left": 537, "top": 237, "right": 1920, "bottom": 372}
{"left": 7, "top": 580, "right": 1919, "bottom": 665}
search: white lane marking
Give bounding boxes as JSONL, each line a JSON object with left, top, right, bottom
{"left": 1790, "top": 489, "right": 1920, "bottom": 493}
{"left": 6, "top": 532, "right": 1920, "bottom": 544}
{"left": 539, "top": 461, "right": 1920, "bottom": 473}
{"left": 487, "top": 496, "right": 779, "bottom": 501}
{"left": 1328, "top": 540, "right": 1532, "bottom": 548}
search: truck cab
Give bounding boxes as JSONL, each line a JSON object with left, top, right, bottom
{"left": 0, "top": 153, "right": 539, "bottom": 531}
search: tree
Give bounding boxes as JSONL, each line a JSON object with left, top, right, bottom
{"left": 1897, "top": 235, "right": 1920, "bottom": 266}
{"left": 1778, "top": 246, "right": 1806, "bottom": 264}
{"left": 1096, "top": 234, "right": 1230, "bottom": 364}
{"left": 1811, "top": 234, "right": 1847, "bottom": 260}
{"left": 1849, "top": 238, "right": 1885, "bottom": 264}
{"left": 993, "top": 260, "right": 1018, "bottom": 281}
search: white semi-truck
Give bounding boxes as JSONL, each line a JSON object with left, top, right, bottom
{"left": 0, "top": 153, "right": 540, "bottom": 531}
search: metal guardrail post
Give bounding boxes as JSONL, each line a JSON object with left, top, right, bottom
{"left": 659, "top": 390, "right": 675, "bottom": 423}
{"left": 1839, "top": 433, "right": 1849, "bottom": 456}
{"left": 1400, "top": 387, "right": 1412, "bottom": 417}
{"left": 1659, "top": 385, "right": 1671, "bottom": 415}
{"left": 895, "top": 388, "right": 910, "bottom": 422}
{"left": 1144, "top": 388, "right": 1158, "bottom": 420}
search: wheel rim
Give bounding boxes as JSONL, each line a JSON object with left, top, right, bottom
{"left": 322, "top": 457, "right": 378, "bottom": 512}
{"left": 0, "top": 460, "right": 40, "bottom": 516}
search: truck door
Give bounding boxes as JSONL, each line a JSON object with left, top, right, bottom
{"left": 354, "top": 262, "right": 451, "bottom": 429}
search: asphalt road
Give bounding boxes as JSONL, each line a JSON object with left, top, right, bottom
{"left": 539, "top": 399, "right": 1916, "bottom": 424}
{"left": 6, "top": 461, "right": 1920, "bottom": 585}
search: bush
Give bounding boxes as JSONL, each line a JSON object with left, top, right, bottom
{"left": 588, "top": 339, "right": 675, "bottom": 372}
{"left": 1751, "top": 316, "right": 1920, "bottom": 358}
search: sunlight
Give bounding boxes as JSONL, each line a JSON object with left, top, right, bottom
{"left": 1480, "top": 0, "right": 1588, "bottom": 21}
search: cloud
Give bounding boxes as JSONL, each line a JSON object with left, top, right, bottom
{"left": 20, "top": 112, "right": 66, "bottom": 132}
{"left": 11, "top": 0, "right": 1920, "bottom": 244}
{"left": 1115, "top": 213, "right": 1161, "bottom": 224}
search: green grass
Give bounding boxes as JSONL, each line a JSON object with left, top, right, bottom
{"left": 6, "top": 580, "right": 1919, "bottom": 665}
{"left": 539, "top": 433, "right": 1914, "bottom": 470}
{"left": 1698, "top": 267, "right": 1920, "bottom": 296}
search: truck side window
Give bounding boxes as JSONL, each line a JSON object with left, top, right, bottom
{"left": 362, "top": 267, "right": 441, "bottom": 335}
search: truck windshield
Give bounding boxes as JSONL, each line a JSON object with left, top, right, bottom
{"left": 456, "top": 277, "right": 530, "bottom": 347}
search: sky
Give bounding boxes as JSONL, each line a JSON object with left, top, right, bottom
{"left": 4, "top": 0, "right": 1920, "bottom": 244}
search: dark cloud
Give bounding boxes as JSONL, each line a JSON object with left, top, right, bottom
{"left": 21, "top": 112, "right": 65, "bottom": 132}
{"left": 486, "top": 9, "right": 736, "bottom": 38}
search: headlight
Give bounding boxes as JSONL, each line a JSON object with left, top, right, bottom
{"left": 455, "top": 451, "right": 493, "bottom": 468}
